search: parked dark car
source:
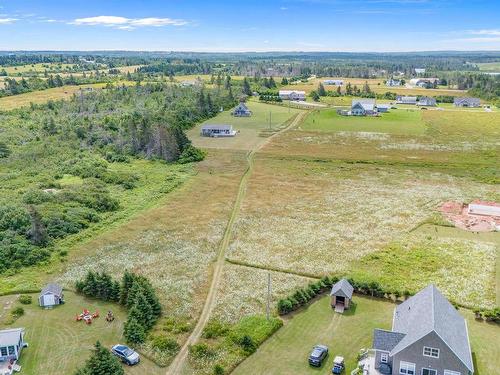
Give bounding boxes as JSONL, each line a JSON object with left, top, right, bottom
{"left": 309, "top": 345, "right": 328, "bottom": 367}
{"left": 111, "top": 344, "right": 140, "bottom": 365}
{"left": 332, "top": 356, "right": 345, "bottom": 374}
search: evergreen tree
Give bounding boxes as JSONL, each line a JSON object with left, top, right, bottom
{"left": 336, "top": 86, "right": 342, "bottom": 95}
{"left": 318, "top": 83, "right": 326, "bottom": 96}
{"left": 268, "top": 77, "right": 276, "bottom": 88}
{"left": 242, "top": 78, "right": 252, "bottom": 96}
{"left": 362, "top": 81, "right": 371, "bottom": 94}
{"left": 281, "top": 77, "right": 289, "bottom": 85}
{"left": 124, "top": 318, "right": 146, "bottom": 345}
{"left": 120, "top": 270, "right": 135, "bottom": 305}
{"left": 27, "top": 205, "right": 48, "bottom": 246}
{"left": 345, "top": 82, "right": 353, "bottom": 95}
{"left": 310, "top": 91, "right": 320, "bottom": 102}
{"left": 75, "top": 341, "right": 124, "bottom": 375}
{"left": 224, "top": 75, "right": 231, "bottom": 90}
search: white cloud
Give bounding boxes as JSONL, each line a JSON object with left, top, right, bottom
{"left": 467, "top": 29, "right": 500, "bottom": 36}
{"left": 0, "top": 18, "right": 17, "bottom": 24}
{"left": 70, "top": 15, "right": 189, "bottom": 29}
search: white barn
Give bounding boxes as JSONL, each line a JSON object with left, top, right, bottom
{"left": 0, "top": 328, "right": 26, "bottom": 365}
{"left": 324, "top": 80, "right": 344, "bottom": 86}
{"left": 279, "top": 90, "right": 306, "bottom": 101}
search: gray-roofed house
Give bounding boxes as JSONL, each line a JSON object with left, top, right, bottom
{"left": 417, "top": 96, "right": 437, "bottom": 107}
{"left": 232, "top": 102, "right": 252, "bottom": 117}
{"left": 330, "top": 279, "right": 354, "bottom": 313}
{"left": 351, "top": 99, "right": 376, "bottom": 116}
{"left": 39, "top": 283, "right": 64, "bottom": 308}
{"left": 377, "top": 104, "right": 391, "bottom": 113}
{"left": 361, "top": 285, "right": 474, "bottom": 375}
{"left": 0, "top": 328, "right": 26, "bottom": 372}
{"left": 396, "top": 96, "right": 417, "bottom": 105}
{"left": 454, "top": 97, "right": 480, "bottom": 108}
{"left": 200, "top": 124, "right": 237, "bottom": 137}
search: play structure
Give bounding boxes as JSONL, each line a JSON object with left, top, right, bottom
{"left": 105, "top": 310, "right": 115, "bottom": 322}
{"left": 75, "top": 309, "right": 99, "bottom": 324}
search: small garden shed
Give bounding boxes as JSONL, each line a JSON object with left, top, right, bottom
{"left": 330, "top": 279, "right": 354, "bottom": 313}
{"left": 39, "top": 283, "right": 64, "bottom": 308}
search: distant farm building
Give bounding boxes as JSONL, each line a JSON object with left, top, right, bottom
{"left": 468, "top": 202, "right": 500, "bottom": 217}
{"left": 324, "top": 79, "right": 344, "bottom": 86}
{"left": 377, "top": 104, "right": 391, "bottom": 113}
{"left": 232, "top": 102, "right": 252, "bottom": 117}
{"left": 279, "top": 90, "right": 306, "bottom": 101}
{"left": 39, "top": 283, "right": 64, "bottom": 308}
{"left": 351, "top": 99, "right": 377, "bottom": 116}
{"left": 439, "top": 200, "right": 500, "bottom": 232}
{"left": 330, "top": 279, "right": 354, "bottom": 313}
{"left": 385, "top": 78, "right": 401, "bottom": 87}
{"left": 0, "top": 328, "right": 26, "bottom": 372}
{"left": 200, "top": 124, "right": 237, "bottom": 137}
{"left": 414, "top": 68, "right": 426, "bottom": 74}
{"left": 409, "top": 78, "right": 439, "bottom": 88}
{"left": 454, "top": 97, "right": 481, "bottom": 107}
{"left": 417, "top": 96, "right": 437, "bottom": 106}
{"left": 396, "top": 96, "right": 417, "bottom": 105}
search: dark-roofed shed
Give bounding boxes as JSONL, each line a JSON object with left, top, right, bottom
{"left": 330, "top": 279, "right": 354, "bottom": 313}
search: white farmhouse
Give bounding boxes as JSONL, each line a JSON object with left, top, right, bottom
{"left": 279, "top": 90, "right": 306, "bottom": 101}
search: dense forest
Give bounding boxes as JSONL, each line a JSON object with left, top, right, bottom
{"left": 0, "top": 82, "right": 236, "bottom": 274}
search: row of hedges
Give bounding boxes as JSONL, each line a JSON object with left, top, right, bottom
{"left": 278, "top": 276, "right": 417, "bottom": 316}
{"left": 473, "top": 307, "right": 500, "bottom": 323}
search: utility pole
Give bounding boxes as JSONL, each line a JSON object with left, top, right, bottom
{"left": 269, "top": 111, "right": 272, "bottom": 129}
{"left": 266, "top": 272, "right": 271, "bottom": 321}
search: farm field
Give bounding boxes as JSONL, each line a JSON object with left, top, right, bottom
{"left": 476, "top": 62, "right": 500, "bottom": 72}
{"left": 188, "top": 101, "right": 303, "bottom": 151}
{"left": 0, "top": 291, "right": 162, "bottom": 375}
{"left": 225, "top": 157, "right": 498, "bottom": 308}
{"left": 233, "top": 295, "right": 500, "bottom": 375}
{"left": 1, "top": 63, "right": 79, "bottom": 75}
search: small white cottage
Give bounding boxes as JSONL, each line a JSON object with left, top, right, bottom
{"left": 39, "top": 283, "right": 64, "bottom": 308}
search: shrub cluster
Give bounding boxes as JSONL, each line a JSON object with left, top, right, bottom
{"left": 18, "top": 295, "right": 32, "bottom": 304}
{"left": 76, "top": 270, "right": 162, "bottom": 345}
{"left": 473, "top": 307, "right": 500, "bottom": 323}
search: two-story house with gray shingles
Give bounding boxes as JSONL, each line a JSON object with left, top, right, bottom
{"left": 232, "top": 102, "right": 252, "bottom": 117}
{"left": 351, "top": 99, "right": 376, "bottom": 116}
{"left": 369, "top": 285, "right": 473, "bottom": 375}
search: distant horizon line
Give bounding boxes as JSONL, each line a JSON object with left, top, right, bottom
{"left": 0, "top": 49, "right": 499, "bottom": 54}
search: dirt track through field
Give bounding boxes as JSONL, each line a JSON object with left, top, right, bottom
{"left": 166, "top": 111, "right": 307, "bottom": 375}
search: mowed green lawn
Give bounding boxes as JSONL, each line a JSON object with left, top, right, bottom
{"left": 0, "top": 292, "right": 163, "bottom": 375}
{"left": 188, "top": 101, "right": 303, "bottom": 151}
{"left": 233, "top": 295, "right": 394, "bottom": 375}
{"left": 300, "top": 108, "right": 426, "bottom": 135}
{"left": 234, "top": 295, "right": 500, "bottom": 375}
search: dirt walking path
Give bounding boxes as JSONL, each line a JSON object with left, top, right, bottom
{"left": 166, "top": 111, "right": 307, "bottom": 375}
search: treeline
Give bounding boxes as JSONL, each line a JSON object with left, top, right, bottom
{"left": 76, "top": 270, "right": 162, "bottom": 344}
{"left": 137, "top": 59, "right": 215, "bottom": 76}
{"left": 0, "top": 74, "right": 110, "bottom": 97}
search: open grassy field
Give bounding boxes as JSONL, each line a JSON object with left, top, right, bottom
{"left": 233, "top": 295, "right": 500, "bottom": 375}
{"left": 1, "top": 63, "right": 79, "bottom": 75}
{"left": 188, "top": 101, "right": 303, "bottom": 151}
{"left": 0, "top": 81, "right": 136, "bottom": 110}
{"left": 476, "top": 62, "right": 500, "bottom": 72}
{"left": 301, "top": 109, "right": 425, "bottom": 135}
{"left": 0, "top": 291, "right": 162, "bottom": 374}
{"left": 281, "top": 77, "right": 469, "bottom": 97}
{"left": 225, "top": 157, "right": 498, "bottom": 308}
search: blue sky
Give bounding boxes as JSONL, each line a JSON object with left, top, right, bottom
{"left": 0, "top": 0, "right": 499, "bottom": 51}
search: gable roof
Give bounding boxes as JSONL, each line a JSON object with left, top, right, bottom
{"left": 0, "top": 328, "right": 24, "bottom": 347}
{"left": 390, "top": 285, "right": 473, "bottom": 372}
{"left": 234, "top": 102, "right": 250, "bottom": 112}
{"left": 40, "top": 283, "right": 63, "bottom": 297}
{"left": 454, "top": 97, "right": 480, "bottom": 105}
{"left": 330, "top": 278, "right": 354, "bottom": 299}
{"left": 373, "top": 329, "right": 406, "bottom": 352}
{"left": 352, "top": 99, "right": 375, "bottom": 111}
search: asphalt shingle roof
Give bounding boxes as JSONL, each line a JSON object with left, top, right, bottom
{"left": 390, "top": 285, "right": 473, "bottom": 372}
{"left": 330, "top": 279, "right": 354, "bottom": 299}
{"left": 40, "top": 283, "right": 63, "bottom": 297}
{"left": 373, "top": 329, "right": 405, "bottom": 352}
{"left": 0, "top": 328, "right": 23, "bottom": 347}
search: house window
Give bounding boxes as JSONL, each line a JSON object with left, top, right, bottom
{"left": 381, "top": 353, "right": 389, "bottom": 363}
{"left": 7, "top": 346, "right": 15, "bottom": 355}
{"left": 423, "top": 346, "right": 440, "bottom": 358}
{"left": 444, "top": 371, "right": 461, "bottom": 375}
{"left": 0, "top": 347, "right": 7, "bottom": 356}
{"left": 400, "top": 361, "right": 416, "bottom": 375}
{"left": 422, "top": 369, "right": 437, "bottom": 375}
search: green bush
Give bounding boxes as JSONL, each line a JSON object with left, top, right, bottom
{"left": 150, "top": 335, "right": 180, "bottom": 353}
{"left": 11, "top": 306, "right": 24, "bottom": 318}
{"left": 23, "top": 189, "right": 54, "bottom": 204}
{"left": 189, "top": 343, "right": 215, "bottom": 359}
{"left": 178, "top": 145, "right": 205, "bottom": 164}
{"left": 18, "top": 295, "right": 32, "bottom": 304}
{"left": 202, "top": 320, "right": 230, "bottom": 339}
{"left": 213, "top": 364, "right": 225, "bottom": 375}
{"left": 277, "top": 299, "right": 293, "bottom": 315}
